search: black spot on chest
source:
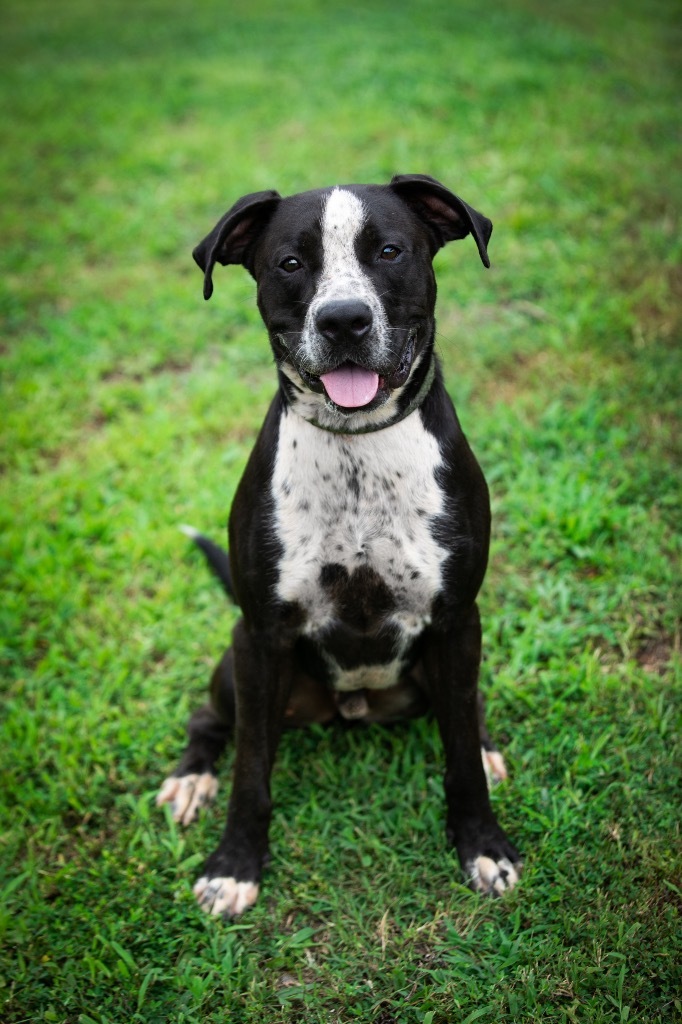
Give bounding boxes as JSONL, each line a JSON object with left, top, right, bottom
{"left": 319, "top": 561, "right": 395, "bottom": 631}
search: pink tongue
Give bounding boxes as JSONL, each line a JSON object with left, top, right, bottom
{"left": 320, "top": 364, "right": 379, "bottom": 408}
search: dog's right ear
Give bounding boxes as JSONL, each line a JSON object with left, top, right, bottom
{"left": 193, "top": 190, "right": 281, "bottom": 299}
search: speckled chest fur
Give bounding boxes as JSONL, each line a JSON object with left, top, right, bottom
{"left": 272, "top": 407, "right": 449, "bottom": 690}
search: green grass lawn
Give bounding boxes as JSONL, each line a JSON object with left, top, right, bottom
{"left": 1, "top": 0, "right": 680, "bottom": 1021}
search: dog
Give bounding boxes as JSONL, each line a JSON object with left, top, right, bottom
{"left": 157, "top": 174, "right": 522, "bottom": 916}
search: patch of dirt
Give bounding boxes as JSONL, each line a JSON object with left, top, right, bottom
{"left": 631, "top": 262, "right": 681, "bottom": 345}
{"left": 635, "top": 635, "right": 677, "bottom": 675}
{"left": 479, "top": 348, "right": 553, "bottom": 407}
{"left": 101, "top": 355, "right": 193, "bottom": 382}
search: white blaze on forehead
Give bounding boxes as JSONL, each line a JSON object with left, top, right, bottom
{"left": 319, "top": 187, "right": 367, "bottom": 286}
{"left": 299, "top": 187, "right": 389, "bottom": 360}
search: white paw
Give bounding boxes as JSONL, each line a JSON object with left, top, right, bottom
{"left": 481, "top": 747, "right": 508, "bottom": 789}
{"left": 467, "top": 855, "right": 520, "bottom": 895}
{"left": 156, "top": 772, "right": 218, "bottom": 826}
{"left": 193, "top": 876, "right": 260, "bottom": 916}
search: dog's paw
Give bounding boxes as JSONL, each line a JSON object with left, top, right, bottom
{"left": 156, "top": 772, "right": 218, "bottom": 826}
{"left": 466, "top": 854, "right": 521, "bottom": 896}
{"left": 481, "top": 746, "right": 508, "bottom": 788}
{"left": 193, "top": 876, "right": 260, "bottom": 917}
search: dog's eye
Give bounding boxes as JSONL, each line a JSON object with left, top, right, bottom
{"left": 379, "top": 245, "right": 401, "bottom": 261}
{"left": 279, "top": 256, "right": 302, "bottom": 273}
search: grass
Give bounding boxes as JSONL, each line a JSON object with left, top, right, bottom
{"left": 0, "top": 0, "right": 680, "bottom": 1021}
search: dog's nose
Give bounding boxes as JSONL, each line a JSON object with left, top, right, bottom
{"left": 315, "top": 300, "right": 373, "bottom": 343}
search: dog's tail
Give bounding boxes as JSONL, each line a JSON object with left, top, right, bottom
{"left": 180, "top": 524, "right": 235, "bottom": 602}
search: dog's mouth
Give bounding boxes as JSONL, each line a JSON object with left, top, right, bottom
{"left": 295, "top": 330, "right": 417, "bottom": 413}
{"left": 319, "top": 364, "right": 380, "bottom": 409}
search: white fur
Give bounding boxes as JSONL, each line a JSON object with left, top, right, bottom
{"left": 483, "top": 748, "right": 508, "bottom": 784}
{"left": 156, "top": 772, "right": 218, "bottom": 826}
{"left": 481, "top": 746, "right": 508, "bottom": 790}
{"left": 193, "top": 876, "right": 259, "bottom": 917}
{"left": 272, "top": 408, "right": 449, "bottom": 690}
{"left": 467, "top": 855, "right": 520, "bottom": 895}
{"left": 300, "top": 188, "right": 390, "bottom": 365}
{"left": 178, "top": 523, "right": 200, "bottom": 540}
{"left": 333, "top": 659, "right": 405, "bottom": 692}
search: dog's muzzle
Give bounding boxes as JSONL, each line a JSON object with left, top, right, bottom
{"left": 313, "top": 300, "right": 379, "bottom": 407}
{"left": 277, "top": 316, "right": 419, "bottom": 413}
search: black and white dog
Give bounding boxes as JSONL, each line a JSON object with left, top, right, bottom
{"left": 158, "top": 174, "right": 521, "bottom": 916}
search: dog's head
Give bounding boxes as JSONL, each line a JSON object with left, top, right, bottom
{"left": 193, "top": 175, "right": 491, "bottom": 429}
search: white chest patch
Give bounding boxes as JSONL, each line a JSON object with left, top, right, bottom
{"left": 271, "top": 411, "right": 449, "bottom": 688}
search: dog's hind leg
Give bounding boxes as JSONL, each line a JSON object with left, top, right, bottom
{"left": 157, "top": 649, "right": 235, "bottom": 826}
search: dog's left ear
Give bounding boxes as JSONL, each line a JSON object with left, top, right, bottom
{"left": 193, "top": 190, "right": 281, "bottom": 299}
{"left": 390, "top": 174, "right": 492, "bottom": 268}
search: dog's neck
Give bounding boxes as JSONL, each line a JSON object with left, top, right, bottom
{"left": 279, "top": 353, "right": 437, "bottom": 436}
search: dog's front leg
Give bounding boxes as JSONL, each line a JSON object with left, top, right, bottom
{"left": 423, "top": 604, "right": 522, "bottom": 896}
{"left": 193, "top": 618, "right": 294, "bottom": 917}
